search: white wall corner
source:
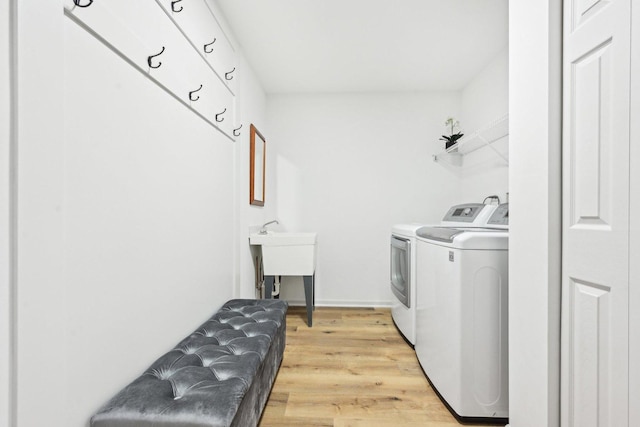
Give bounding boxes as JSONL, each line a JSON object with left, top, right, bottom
{"left": 233, "top": 51, "right": 272, "bottom": 299}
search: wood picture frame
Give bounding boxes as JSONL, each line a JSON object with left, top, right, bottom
{"left": 249, "top": 124, "right": 266, "bottom": 206}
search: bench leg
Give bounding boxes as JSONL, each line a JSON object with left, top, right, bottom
{"left": 303, "top": 275, "right": 314, "bottom": 327}
{"left": 264, "top": 275, "right": 274, "bottom": 299}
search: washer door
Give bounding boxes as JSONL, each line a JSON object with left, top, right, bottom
{"left": 390, "top": 235, "right": 410, "bottom": 308}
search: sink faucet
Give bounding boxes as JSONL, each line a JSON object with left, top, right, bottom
{"left": 259, "top": 220, "right": 279, "bottom": 234}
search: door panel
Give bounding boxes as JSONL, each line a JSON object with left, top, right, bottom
{"left": 566, "top": 279, "right": 612, "bottom": 427}
{"left": 570, "top": 39, "right": 612, "bottom": 227}
{"left": 571, "top": 0, "right": 610, "bottom": 29}
{"left": 562, "top": 0, "right": 631, "bottom": 426}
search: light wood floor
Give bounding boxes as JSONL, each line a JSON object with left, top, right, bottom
{"left": 258, "top": 306, "right": 503, "bottom": 427}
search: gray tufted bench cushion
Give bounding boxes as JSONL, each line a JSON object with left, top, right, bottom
{"left": 91, "top": 299, "right": 288, "bottom": 427}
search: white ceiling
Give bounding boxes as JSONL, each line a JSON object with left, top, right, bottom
{"left": 214, "top": 0, "right": 508, "bottom": 94}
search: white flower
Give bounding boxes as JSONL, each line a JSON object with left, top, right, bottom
{"left": 444, "top": 117, "right": 460, "bottom": 134}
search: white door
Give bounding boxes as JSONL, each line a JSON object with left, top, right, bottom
{"left": 561, "top": 0, "right": 631, "bottom": 426}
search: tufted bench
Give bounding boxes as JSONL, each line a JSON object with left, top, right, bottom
{"left": 91, "top": 299, "right": 288, "bottom": 427}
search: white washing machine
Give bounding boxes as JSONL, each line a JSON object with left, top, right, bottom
{"left": 390, "top": 202, "right": 499, "bottom": 346}
{"left": 415, "top": 204, "right": 509, "bottom": 423}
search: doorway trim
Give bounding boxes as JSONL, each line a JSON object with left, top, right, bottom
{"left": 1, "top": 0, "right": 18, "bottom": 425}
{"left": 508, "top": 1, "right": 563, "bottom": 426}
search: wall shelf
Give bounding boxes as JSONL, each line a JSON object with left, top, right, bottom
{"left": 433, "top": 114, "right": 509, "bottom": 166}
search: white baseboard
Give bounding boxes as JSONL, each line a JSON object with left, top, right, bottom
{"left": 284, "top": 299, "right": 393, "bottom": 308}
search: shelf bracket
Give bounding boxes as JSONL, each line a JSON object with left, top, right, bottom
{"left": 478, "top": 135, "right": 509, "bottom": 165}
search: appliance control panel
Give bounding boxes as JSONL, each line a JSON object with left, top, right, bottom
{"left": 442, "top": 203, "right": 486, "bottom": 223}
{"left": 487, "top": 203, "right": 509, "bottom": 226}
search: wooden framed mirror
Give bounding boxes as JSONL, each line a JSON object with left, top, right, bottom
{"left": 249, "top": 124, "right": 266, "bottom": 206}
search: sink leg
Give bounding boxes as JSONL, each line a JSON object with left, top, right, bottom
{"left": 264, "top": 276, "right": 274, "bottom": 299}
{"left": 303, "top": 275, "right": 314, "bottom": 327}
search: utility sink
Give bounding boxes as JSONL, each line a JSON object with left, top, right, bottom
{"left": 249, "top": 231, "right": 317, "bottom": 276}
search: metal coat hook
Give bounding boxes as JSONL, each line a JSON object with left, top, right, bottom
{"left": 74, "top": 0, "right": 93, "bottom": 7}
{"left": 171, "top": 0, "right": 183, "bottom": 12}
{"left": 204, "top": 39, "right": 217, "bottom": 54}
{"left": 233, "top": 125, "right": 242, "bottom": 137}
{"left": 225, "top": 68, "right": 235, "bottom": 81}
{"left": 147, "top": 46, "right": 165, "bottom": 69}
{"left": 215, "top": 108, "right": 227, "bottom": 122}
{"left": 189, "top": 85, "right": 203, "bottom": 102}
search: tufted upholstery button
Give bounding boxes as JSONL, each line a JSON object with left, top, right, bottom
{"left": 91, "top": 299, "right": 288, "bottom": 427}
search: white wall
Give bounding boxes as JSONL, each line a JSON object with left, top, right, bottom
{"left": 12, "top": 1, "right": 262, "bottom": 425}
{"left": 15, "top": 1, "right": 68, "bottom": 424}
{"left": 509, "top": 2, "right": 562, "bottom": 427}
{"left": 204, "top": 0, "right": 273, "bottom": 300}
{"left": 0, "top": 1, "right": 13, "bottom": 425}
{"left": 62, "top": 18, "right": 235, "bottom": 426}
{"left": 234, "top": 54, "right": 277, "bottom": 299}
{"left": 461, "top": 47, "right": 509, "bottom": 133}
{"left": 458, "top": 47, "right": 509, "bottom": 203}
{"left": 267, "top": 92, "right": 462, "bottom": 306}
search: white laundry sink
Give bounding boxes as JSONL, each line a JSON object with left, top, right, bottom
{"left": 249, "top": 231, "right": 317, "bottom": 276}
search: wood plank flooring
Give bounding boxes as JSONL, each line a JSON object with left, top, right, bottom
{"left": 258, "top": 306, "right": 503, "bottom": 427}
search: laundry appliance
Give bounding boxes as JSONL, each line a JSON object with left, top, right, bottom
{"left": 390, "top": 224, "right": 421, "bottom": 346}
{"left": 415, "top": 203, "right": 509, "bottom": 423}
{"left": 390, "top": 202, "right": 499, "bottom": 346}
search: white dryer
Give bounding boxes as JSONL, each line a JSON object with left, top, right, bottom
{"left": 415, "top": 204, "right": 509, "bottom": 423}
{"left": 390, "top": 202, "right": 498, "bottom": 346}
{"left": 390, "top": 223, "right": 422, "bottom": 346}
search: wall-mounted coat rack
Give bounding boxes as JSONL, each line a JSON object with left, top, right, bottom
{"left": 65, "top": 0, "right": 238, "bottom": 141}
